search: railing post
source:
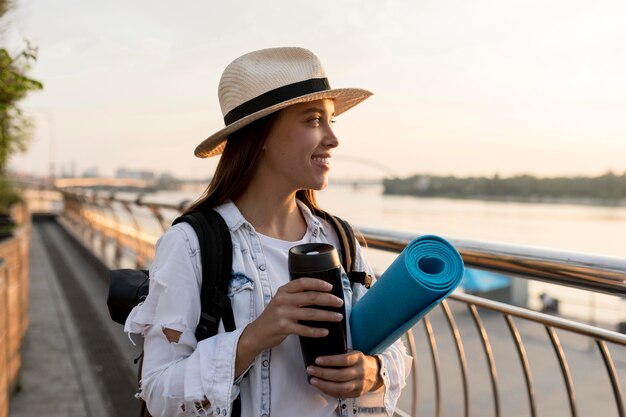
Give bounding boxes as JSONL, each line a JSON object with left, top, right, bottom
{"left": 596, "top": 340, "right": 625, "bottom": 417}
{"left": 102, "top": 195, "right": 123, "bottom": 269}
{"left": 118, "top": 200, "right": 145, "bottom": 269}
{"left": 404, "top": 329, "right": 419, "bottom": 417}
{"left": 546, "top": 326, "right": 578, "bottom": 417}
{"left": 422, "top": 316, "right": 441, "bottom": 417}
{"left": 504, "top": 314, "right": 537, "bottom": 417}
{"left": 468, "top": 304, "right": 500, "bottom": 417}
{"left": 135, "top": 194, "right": 168, "bottom": 234}
{"left": 441, "top": 300, "right": 469, "bottom": 417}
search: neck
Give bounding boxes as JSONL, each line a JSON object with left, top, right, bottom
{"left": 234, "top": 184, "right": 307, "bottom": 241}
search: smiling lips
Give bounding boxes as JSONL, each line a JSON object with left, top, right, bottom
{"left": 311, "top": 155, "right": 331, "bottom": 169}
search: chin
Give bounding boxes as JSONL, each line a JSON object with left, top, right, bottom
{"left": 299, "top": 174, "right": 329, "bottom": 192}
{"left": 313, "top": 178, "right": 329, "bottom": 191}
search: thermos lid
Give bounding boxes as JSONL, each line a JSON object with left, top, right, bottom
{"left": 288, "top": 243, "right": 340, "bottom": 273}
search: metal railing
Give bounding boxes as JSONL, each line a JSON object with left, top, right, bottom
{"left": 39, "top": 189, "right": 626, "bottom": 417}
{"left": 360, "top": 227, "right": 626, "bottom": 417}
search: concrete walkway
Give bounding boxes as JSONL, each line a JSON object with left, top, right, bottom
{"left": 10, "top": 217, "right": 140, "bottom": 417}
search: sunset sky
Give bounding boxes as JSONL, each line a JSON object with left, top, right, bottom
{"left": 5, "top": 0, "right": 626, "bottom": 180}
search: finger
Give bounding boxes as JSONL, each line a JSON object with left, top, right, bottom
{"left": 269, "top": 306, "right": 339, "bottom": 336}
{"left": 309, "top": 378, "right": 359, "bottom": 398}
{"left": 283, "top": 278, "right": 333, "bottom": 293}
{"left": 289, "top": 323, "right": 331, "bottom": 338}
{"left": 283, "top": 291, "right": 343, "bottom": 308}
{"left": 268, "top": 312, "right": 331, "bottom": 338}
{"left": 315, "top": 352, "right": 361, "bottom": 367}
{"left": 307, "top": 365, "right": 360, "bottom": 383}
{"left": 293, "top": 307, "right": 343, "bottom": 323}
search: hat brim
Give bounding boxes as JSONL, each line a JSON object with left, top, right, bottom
{"left": 194, "top": 88, "right": 373, "bottom": 158}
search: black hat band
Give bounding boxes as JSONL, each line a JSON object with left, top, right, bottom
{"left": 223, "top": 77, "right": 331, "bottom": 126}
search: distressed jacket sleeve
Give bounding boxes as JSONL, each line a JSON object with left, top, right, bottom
{"left": 124, "top": 224, "right": 243, "bottom": 417}
{"left": 351, "top": 241, "right": 413, "bottom": 416}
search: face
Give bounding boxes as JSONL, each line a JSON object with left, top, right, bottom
{"left": 257, "top": 99, "right": 338, "bottom": 192}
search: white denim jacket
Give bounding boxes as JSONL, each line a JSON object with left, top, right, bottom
{"left": 125, "top": 200, "right": 411, "bottom": 417}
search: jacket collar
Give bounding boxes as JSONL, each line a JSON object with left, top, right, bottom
{"left": 215, "top": 199, "right": 328, "bottom": 237}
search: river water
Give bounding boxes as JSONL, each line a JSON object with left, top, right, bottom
{"left": 143, "top": 184, "right": 625, "bottom": 327}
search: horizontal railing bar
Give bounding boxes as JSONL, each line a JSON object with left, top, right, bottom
{"left": 355, "top": 226, "right": 626, "bottom": 297}
{"left": 451, "top": 292, "right": 626, "bottom": 345}
{"left": 61, "top": 189, "right": 186, "bottom": 211}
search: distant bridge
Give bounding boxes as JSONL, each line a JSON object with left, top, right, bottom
{"left": 333, "top": 155, "right": 398, "bottom": 178}
{"left": 330, "top": 155, "right": 397, "bottom": 188}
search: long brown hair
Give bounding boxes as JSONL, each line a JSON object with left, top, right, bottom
{"left": 184, "top": 112, "right": 320, "bottom": 214}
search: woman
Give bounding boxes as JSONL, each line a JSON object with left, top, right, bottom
{"left": 126, "top": 47, "right": 411, "bottom": 417}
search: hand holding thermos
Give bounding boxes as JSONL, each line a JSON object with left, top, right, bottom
{"left": 238, "top": 242, "right": 379, "bottom": 397}
{"left": 288, "top": 243, "right": 348, "bottom": 371}
{"left": 288, "top": 243, "right": 384, "bottom": 397}
{"left": 237, "top": 244, "right": 345, "bottom": 366}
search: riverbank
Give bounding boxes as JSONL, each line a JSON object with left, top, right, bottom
{"left": 383, "top": 172, "right": 626, "bottom": 207}
{"left": 382, "top": 192, "right": 626, "bottom": 207}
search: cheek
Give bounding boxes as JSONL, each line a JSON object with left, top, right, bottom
{"left": 265, "top": 148, "right": 296, "bottom": 171}
{"left": 266, "top": 129, "right": 317, "bottom": 165}
{"left": 282, "top": 142, "right": 311, "bottom": 160}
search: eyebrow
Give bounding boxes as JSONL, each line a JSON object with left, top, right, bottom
{"left": 300, "top": 107, "right": 335, "bottom": 116}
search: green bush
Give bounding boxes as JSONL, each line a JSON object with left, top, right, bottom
{"left": 0, "top": 176, "right": 20, "bottom": 214}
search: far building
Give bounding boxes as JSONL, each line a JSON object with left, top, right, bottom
{"left": 82, "top": 167, "right": 99, "bottom": 177}
{"left": 116, "top": 168, "right": 156, "bottom": 181}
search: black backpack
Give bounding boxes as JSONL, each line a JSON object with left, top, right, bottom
{"left": 107, "top": 208, "right": 369, "bottom": 417}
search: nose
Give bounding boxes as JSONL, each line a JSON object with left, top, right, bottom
{"left": 323, "top": 123, "right": 339, "bottom": 149}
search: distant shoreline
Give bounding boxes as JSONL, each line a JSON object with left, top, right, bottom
{"left": 382, "top": 173, "right": 626, "bottom": 208}
{"left": 381, "top": 192, "right": 626, "bottom": 207}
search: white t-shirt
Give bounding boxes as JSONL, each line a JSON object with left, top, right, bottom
{"left": 257, "top": 229, "right": 339, "bottom": 417}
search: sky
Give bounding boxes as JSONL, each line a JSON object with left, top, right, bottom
{"left": 4, "top": 0, "right": 626, "bottom": 180}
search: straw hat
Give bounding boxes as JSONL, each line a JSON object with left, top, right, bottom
{"left": 194, "top": 47, "right": 373, "bottom": 158}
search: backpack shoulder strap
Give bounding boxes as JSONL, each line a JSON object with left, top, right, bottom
{"left": 172, "top": 209, "right": 241, "bottom": 417}
{"left": 173, "top": 209, "right": 235, "bottom": 340}
{"left": 310, "top": 208, "right": 371, "bottom": 288}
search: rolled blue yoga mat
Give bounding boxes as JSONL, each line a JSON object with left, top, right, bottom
{"left": 350, "top": 235, "right": 464, "bottom": 354}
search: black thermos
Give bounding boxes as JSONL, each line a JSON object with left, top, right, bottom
{"left": 288, "top": 243, "right": 348, "bottom": 371}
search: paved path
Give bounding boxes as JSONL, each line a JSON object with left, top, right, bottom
{"left": 10, "top": 217, "right": 140, "bottom": 417}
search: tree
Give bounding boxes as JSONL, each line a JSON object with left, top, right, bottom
{"left": 0, "top": 43, "right": 43, "bottom": 173}
{"left": 0, "top": 1, "right": 43, "bottom": 217}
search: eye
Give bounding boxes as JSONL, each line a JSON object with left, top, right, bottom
{"left": 307, "top": 116, "right": 322, "bottom": 126}
{"left": 306, "top": 116, "right": 335, "bottom": 127}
